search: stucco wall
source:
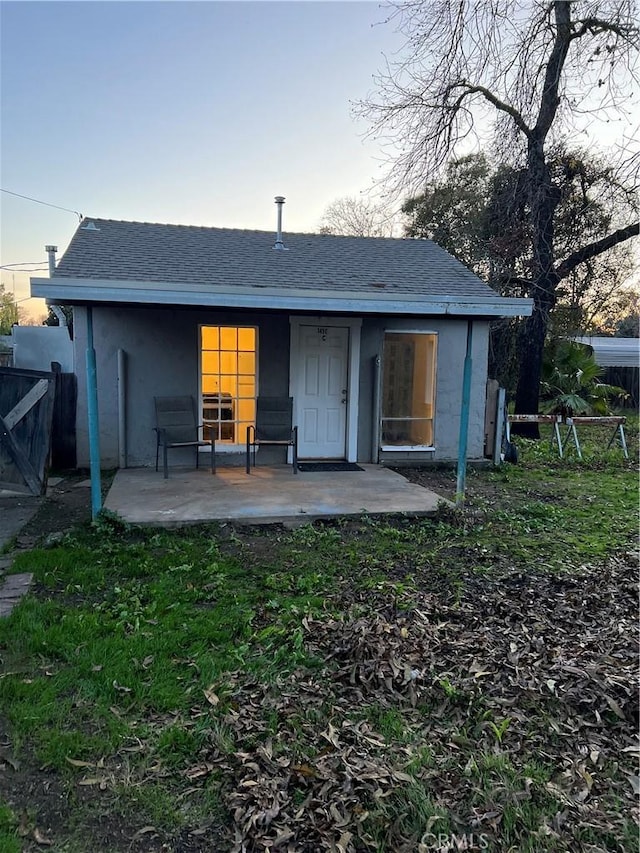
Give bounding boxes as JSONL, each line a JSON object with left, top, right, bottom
{"left": 74, "top": 306, "right": 489, "bottom": 469}
{"left": 12, "top": 325, "right": 74, "bottom": 373}
{"left": 357, "top": 317, "right": 490, "bottom": 464}
{"left": 74, "top": 306, "right": 290, "bottom": 468}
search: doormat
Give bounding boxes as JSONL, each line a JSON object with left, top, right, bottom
{"left": 297, "top": 462, "right": 364, "bottom": 472}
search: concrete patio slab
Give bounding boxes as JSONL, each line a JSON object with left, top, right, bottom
{"left": 104, "top": 465, "right": 448, "bottom": 526}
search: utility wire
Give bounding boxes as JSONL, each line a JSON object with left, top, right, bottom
{"left": 1, "top": 266, "right": 48, "bottom": 272}
{"left": 1, "top": 188, "right": 82, "bottom": 220}
{"left": 1, "top": 261, "right": 48, "bottom": 267}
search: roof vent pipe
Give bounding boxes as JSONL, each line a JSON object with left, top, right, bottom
{"left": 44, "top": 245, "right": 67, "bottom": 327}
{"left": 273, "top": 196, "right": 286, "bottom": 250}
{"left": 45, "top": 245, "right": 57, "bottom": 277}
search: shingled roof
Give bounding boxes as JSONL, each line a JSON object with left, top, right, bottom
{"left": 32, "top": 218, "right": 533, "bottom": 317}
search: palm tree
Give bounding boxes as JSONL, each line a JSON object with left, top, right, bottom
{"left": 540, "top": 340, "right": 626, "bottom": 417}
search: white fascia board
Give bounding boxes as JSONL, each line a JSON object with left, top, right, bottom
{"left": 31, "top": 277, "right": 533, "bottom": 318}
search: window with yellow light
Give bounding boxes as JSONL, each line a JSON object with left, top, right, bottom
{"left": 201, "top": 326, "right": 257, "bottom": 444}
{"left": 381, "top": 332, "right": 437, "bottom": 448}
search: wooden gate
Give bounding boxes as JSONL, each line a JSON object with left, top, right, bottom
{"left": 0, "top": 367, "right": 56, "bottom": 495}
{"left": 51, "top": 363, "right": 77, "bottom": 469}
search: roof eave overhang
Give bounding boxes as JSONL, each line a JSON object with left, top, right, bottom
{"left": 31, "top": 277, "right": 534, "bottom": 318}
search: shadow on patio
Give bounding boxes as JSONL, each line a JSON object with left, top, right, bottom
{"left": 104, "top": 464, "right": 449, "bottom": 526}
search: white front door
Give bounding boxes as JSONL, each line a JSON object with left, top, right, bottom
{"left": 296, "top": 325, "right": 349, "bottom": 459}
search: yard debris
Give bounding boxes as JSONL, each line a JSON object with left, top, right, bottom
{"left": 204, "top": 685, "right": 220, "bottom": 706}
{"left": 130, "top": 825, "right": 158, "bottom": 842}
{"left": 33, "top": 827, "right": 54, "bottom": 846}
{"left": 199, "top": 550, "right": 638, "bottom": 851}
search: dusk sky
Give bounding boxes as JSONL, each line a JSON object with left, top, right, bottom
{"left": 1, "top": 0, "right": 403, "bottom": 317}
{"left": 1, "top": 1, "right": 636, "bottom": 320}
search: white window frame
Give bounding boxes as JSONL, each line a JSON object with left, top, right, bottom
{"left": 380, "top": 329, "right": 437, "bottom": 453}
{"left": 199, "top": 324, "right": 258, "bottom": 453}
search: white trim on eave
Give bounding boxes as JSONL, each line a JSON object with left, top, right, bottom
{"left": 30, "top": 277, "right": 534, "bottom": 318}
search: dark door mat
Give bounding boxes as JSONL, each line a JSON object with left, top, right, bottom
{"left": 297, "top": 462, "right": 364, "bottom": 472}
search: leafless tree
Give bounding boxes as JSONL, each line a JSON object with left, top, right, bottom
{"left": 357, "top": 0, "right": 639, "bottom": 429}
{"left": 318, "top": 196, "right": 396, "bottom": 237}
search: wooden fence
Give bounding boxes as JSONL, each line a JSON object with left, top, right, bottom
{"left": 0, "top": 364, "right": 77, "bottom": 494}
{"left": 0, "top": 367, "right": 56, "bottom": 494}
{"left": 51, "top": 363, "right": 77, "bottom": 469}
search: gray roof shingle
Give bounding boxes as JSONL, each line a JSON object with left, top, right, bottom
{"left": 52, "top": 217, "right": 501, "bottom": 301}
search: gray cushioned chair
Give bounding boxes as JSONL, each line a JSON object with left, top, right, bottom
{"left": 246, "top": 396, "right": 298, "bottom": 474}
{"left": 154, "top": 395, "right": 215, "bottom": 478}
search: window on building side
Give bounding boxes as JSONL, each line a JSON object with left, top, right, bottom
{"left": 201, "top": 326, "right": 256, "bottom": 445}
{"left": 381, "top": 332, "right": 436, "bottom": 448}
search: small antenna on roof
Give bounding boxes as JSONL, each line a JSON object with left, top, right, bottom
{"left": 273, "top": 196, "right": 288, "bottom": 251}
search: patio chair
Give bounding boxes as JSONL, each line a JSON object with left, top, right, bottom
{"left": 154, "top": 395, "right": 215, "bottom": 479}
{"left": 246, "top": 396, "right": 298, "bottom": 474}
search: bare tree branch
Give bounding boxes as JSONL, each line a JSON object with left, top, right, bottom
{"left": 318, "top": 196, "right": 396, "bottom": 237}
{"left": 557, "top": 222, "right": 640, "bottom": 279}
{"left": 356, "top": 0, "right": 639, "bottom": 422}
{"left": 533, "top": 1, "right": 572, "bottom": 140}
{"left": 449, "top": 83, "right": 531, "bottom": 137}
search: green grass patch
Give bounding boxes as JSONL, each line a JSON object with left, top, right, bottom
{"left": 0, "top": 444, "right": 637, "bottom": 851}
{"left": 0, "top": 801, "right": 20, "bottom": 853}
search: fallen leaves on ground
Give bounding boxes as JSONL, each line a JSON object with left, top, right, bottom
{"left": 198, "top": 550, "right": 639, "bottom": 852}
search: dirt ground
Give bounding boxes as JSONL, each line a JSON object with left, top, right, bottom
{"left": 10, "top": 474, "right": 95, "bottom": 547}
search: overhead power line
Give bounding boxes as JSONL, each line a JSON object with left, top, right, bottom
{"left": 0, "top": 265, "right": 48, "bottom": 272}
{"left": 1, "top": 188, "right": 82, "bottom": 220}
{"left": 1, "top": 261, "right": 48, "bottom": 267}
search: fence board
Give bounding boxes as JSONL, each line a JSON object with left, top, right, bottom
{"left": 51, "top": 363, "right": 77, "bottom": 469}
{"left": 0, "top": 367, "right": 56, "bottom": 494}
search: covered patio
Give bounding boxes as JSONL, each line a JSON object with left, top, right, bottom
{"left": 104, "top": 464, "right": 448, "bottom": 526}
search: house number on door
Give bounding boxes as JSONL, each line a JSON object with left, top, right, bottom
{"left": 317, "top": 327, "right": 328, "bottom": 341}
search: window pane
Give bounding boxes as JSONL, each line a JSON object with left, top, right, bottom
{"left": 238, "top": 328, "right": 255, "bottom": 351}
{"left": 219, "top": 376, "right": 238, "bottom": 396}
{"left": 238, "top": 352, "right": 255, "bottom": 375}
{"left": 202, "top": 351, "right": 220, "bottom": 374}
{"left": 200, "top": 326, "right": 257, "bottom": 444}
{"left": 382, "top": 336, "right": 415, "bottom": 418}
{"left": 220, "top": 327, "right": 237, "bottom": 350}
{"left": 237, "top": 399, "right": 256, "bottom": 422}
{"left": 202, "top": 327, "right": 219, "bottom": 350}
{"left": 381, "top": 333, "right": 436, "bottom": 447}
{"left": 202, "top": 375, "right": 220, "bottom": 393}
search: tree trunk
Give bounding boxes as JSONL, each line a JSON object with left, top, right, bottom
{"left": 512, "top": 144, "right": 560, "bottom": 436}
{"left": 512, "top": 296, "right": 551, "bottom": 438}
{"left": 510, "top": 2, "right": 571, "bottom": 437}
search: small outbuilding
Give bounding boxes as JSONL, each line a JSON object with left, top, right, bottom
{"left": 574, "top": 335, "right": 639, "bottom": 408}
{"left": 31, "top": 204, "right": 532, "bottom": 473}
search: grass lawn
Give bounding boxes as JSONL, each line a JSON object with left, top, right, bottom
{"left": 0, "top": 424, "right": 638, "bottom": 852}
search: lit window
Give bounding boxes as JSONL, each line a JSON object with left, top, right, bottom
{"left": 381, "top": 332, "right": 436, "bottom": 448}
{"left": 201, "top": 326, "right": 256, "bottom": 444}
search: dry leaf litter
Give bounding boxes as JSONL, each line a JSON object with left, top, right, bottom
{"left": 185, "top": 550, "right": 639, "bottom": 852}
